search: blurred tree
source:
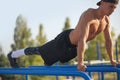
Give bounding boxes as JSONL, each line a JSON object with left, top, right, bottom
{"left": 12, "top": 15, "right": 34, "bottom": 50}
{"left": 116, "top": 34, "right": 120, "bottom": 59}
{"left": 10, "top": 15, "right": 34, "bottom": 80}
{"left": 36, "top": 24, "right": 47, "bottom": 46}
{"left": 117, "top": 34, "right": 120, "bottom": 45}
{"left": 85, "top": 38, "right": 97, "bottom": 60}
{"left": 0, "top": 44, "right": 15, "bottom": 80}
{"left": 0, "top": 45, "right": 9, "bottom": 67}
{"left": 117, "top": 35, "right": 120, "bottom": 42}
{"left": 62, "top": 17, "right": 71, "bottom": 31}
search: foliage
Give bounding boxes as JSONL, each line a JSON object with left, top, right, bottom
{"left": 62, "top": 17, "right": 71, "bottom": 31}
{"left": 0, "top": 45, "right": 15, "bottom": 80}
{"left": 36, "top": 24, "right": 47, "bottom": 46}
{"left": 12, "top": 15, "right": 34, "bottom": 49}
{"left": 116, "top": 34, "right": 120, "bottom": 59}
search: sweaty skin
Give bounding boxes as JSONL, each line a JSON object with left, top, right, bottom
{"left": 69, "top": 2, "right": 118, "bottom": 71}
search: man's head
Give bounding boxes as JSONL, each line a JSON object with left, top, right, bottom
{"left": 97, "top": 0, "right": 119, "bottom": 6}
{"left": 97, "top": 0, "right": 119, "bottom": 16}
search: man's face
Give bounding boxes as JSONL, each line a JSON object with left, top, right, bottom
{"left": 101, "top": 1, "right": 117, "bottom": 16}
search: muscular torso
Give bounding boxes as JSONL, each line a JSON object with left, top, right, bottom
{"left": 69, "top": 8, "right": 108, "bottom": 45}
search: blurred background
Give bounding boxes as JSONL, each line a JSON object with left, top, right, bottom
{"left": 0, "top": 0, "right": 120, "bottom": 80}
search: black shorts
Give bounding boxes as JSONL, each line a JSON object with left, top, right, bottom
{"left": 39, "top": 29, "right": 77, "bottom": 66}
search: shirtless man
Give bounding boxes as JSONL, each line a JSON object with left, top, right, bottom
{"left": 8, "top": 0, "right": 119, "bottom": 72}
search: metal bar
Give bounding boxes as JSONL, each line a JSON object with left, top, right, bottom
{"left": 0, "top": 67, "right": 91, "bottom": 80}
{"left": 0, "top": 64, "right": 120, "bottom": 80}
{"left": 25, "top": 75, "right": 29, "bottom": 80}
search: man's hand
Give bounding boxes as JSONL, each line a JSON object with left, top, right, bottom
{"left": 111, "top": 60, "right": 118, "bottom": 67}
{"left": 77, "top": 64, "right": 87, "bottom": 72}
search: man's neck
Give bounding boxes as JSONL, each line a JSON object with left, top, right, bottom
{"left": 94, "top": 8, "right": 106, "bottom": 19}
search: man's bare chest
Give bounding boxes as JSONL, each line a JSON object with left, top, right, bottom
{"left": 89, "top": 19, "right": 107, "bottom": 35}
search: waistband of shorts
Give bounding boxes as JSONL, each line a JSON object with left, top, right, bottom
{"left": 65, "top": 29, "right": 77, "bottom": 48}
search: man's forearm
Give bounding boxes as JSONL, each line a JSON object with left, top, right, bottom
{"left": 77, "top": 41, "right": 86, "bottom": 65}
{"left": 105, "top": 40, "right": 114, "bottom": 61}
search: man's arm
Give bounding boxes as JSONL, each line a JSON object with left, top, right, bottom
{"left": 76, "top": 11, "right": 91, "bottom": 71}
{"left": 103, "top": 22, "right": 117, "bottom": 67}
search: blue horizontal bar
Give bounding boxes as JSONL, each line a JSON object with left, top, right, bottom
{"left": 0, "top": 64, "right": 120, "bottom": 80}
{"left": 29, "top": 64, "right": 120, "bottom": 72}
{"left": 0, "top": 67, "right": 91, "bottom": 80}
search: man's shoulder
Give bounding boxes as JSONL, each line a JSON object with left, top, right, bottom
{"left": 85, "top": 8, "right": 95, "bottom": 13}
{"left": 80, "top": 8, "right": 95, "bottom": 21}
{"left": 82, "top": 8, "right": 95, "bottom": 16}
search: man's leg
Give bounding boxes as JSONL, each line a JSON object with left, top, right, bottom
{"left": 7, "top": 47, "right": 41, "bottom": 68}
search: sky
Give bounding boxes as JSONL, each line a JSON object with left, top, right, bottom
{"left": 0, "top": 0, "right": 120, "bottom": 55}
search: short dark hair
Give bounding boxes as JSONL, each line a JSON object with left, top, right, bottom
{"left": 97, "top": 0, "right": 119, "bottom": 6}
